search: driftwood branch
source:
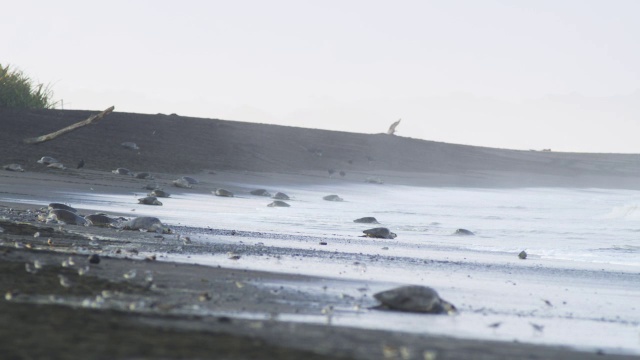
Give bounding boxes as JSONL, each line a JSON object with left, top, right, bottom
{"left": 23, "top": 106, "right": 115, "bottom": 144}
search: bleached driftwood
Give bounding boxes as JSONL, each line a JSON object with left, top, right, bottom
{"left": 387, "top": 118, "right": 401, "bottom": 135}
{"left": 23, "top": 106, "right": 115, "bottom": 144}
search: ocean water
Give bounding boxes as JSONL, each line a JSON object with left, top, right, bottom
{"left": 5, "top": 183, "right": 640, "bottom": 353}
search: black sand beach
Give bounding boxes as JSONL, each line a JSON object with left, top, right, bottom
{"left": 1, "top": 109, "right": 639, "bottom": 359}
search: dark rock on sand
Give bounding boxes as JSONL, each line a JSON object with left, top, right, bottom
{"left": 373, "top": 285, "right": 457, "bottom": 314}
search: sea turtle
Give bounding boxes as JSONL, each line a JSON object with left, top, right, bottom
{"left": 148, "top": 189, "right": 170, "bottom": 198}
{"left": 48, "top": 203, "right": 78, "bottom": 213}
{"left": 354, "top": 217, "right": 379, "bottom": 224}
{"left": 138, "top": 196, "right": 162, "bottom": 205}
{"left": 272, "top": 192, "right": 290, "bottom": 200}
{"left": 172, "top": 178, "right": 192, "bottom": 188}
{"left": 339, "top": 171, "right": 346, "bottom": 177}
{"left": 85, "top": 214, "right": 117, "bottom": 227}
{"left": 250, "top": 189, "right": 271, "bottom": 197}
{"left": 143, "top": 183, "right": 161, "bottom": 190}
{"left": 47, "top": 162, "right": 66, "bottom": 170}
{"left": 134, "top": 172, "right": 153, "bottom": 179}
{"left": 37, "top": 156, "right": 58, "bottom": 165}
{"left": 122, "top": 216, "right": 170, "bottom": 233}
{"left": 267, "top": 200, "right": 290, "bottom": 207}
{"left": 454, "top": 229, "right": 474, "bottom": 236}
{"left": 47, "top": 209, "right": 88, "bottom": 226}
{"left": 518, "top": 250, "right": 527, "bottom": 259}
{"left": 373, "top": 285, "right": 457, "bottom": 314}
{"left": 121, "top": 142, "right": 139, "bottom": 150}
{"left": 77, "top": 159, "right": 85, "bottom": 169}
{"left": 365, "top": 177, "right": 384, "bottom": 184}
{"left": 112, "top": 168, "right": 132, "bottom": 176}
{"left": 213, "top": 189, "right": 234, "bottom": 197}
{"left": 181, "top": 176, "right": 199, "bottom": 185}
{"left": 3, "top": 164, "right": 25, "bottom": 172}
{"left": 362, "top": 227, "right": 397, "bottom": 239}
{"left": 323, "top": 194, "right": 343, "bottom": 202}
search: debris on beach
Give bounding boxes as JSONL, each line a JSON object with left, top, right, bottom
{"left": 272, "top": 192, "right": 290, "bottom": 200}
{"left": 362, "top": 227, "right": 397, "bottom": 239}
{"left": 323, "top": 194, "right": 343, "bottom": 202}
{"left": 354, "top": 217, "right": 379, "bottom": 224}
{"left": 267, "top": 200, "right": 290, "bottom": 207}
{"left": 518, "top": 250, "right": 527, "bottom": 259}
{"left": 3, "top": 163, "right": 25, "bottom": 172}
{"left": 373, "top": 285, "right": 456, "bottom": 315}
{"left": 213, "top": 189, "right": 234, "bottom": 197}
{"left": 138, "top": 196, "right": 163, "bottom": 206}
{"left": 121, "top": 142, "right": 139, "bottom": 151}
{"left": 454, "top": 228, "right": 474, "bottom": 236}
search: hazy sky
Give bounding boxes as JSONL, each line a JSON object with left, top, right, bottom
{"left": 4, "top": 1, "right": 640, "bottom": 153}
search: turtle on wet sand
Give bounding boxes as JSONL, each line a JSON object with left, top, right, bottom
{"left": 3, "top": 164, "right": 25, "bottom": 172}
{"left": 250, "top": 189, "right": 271, "bottom": 197}
{"left": 273, "top": 192, "right": 290, "bottom": 200}
{"left": 172, "top": 178, "right": 192, "bottom": 188}
{"left": 373, "top": 285, "right": 457, "bottom": 315}
{"left": 213, "top": 189, "right": 234, "bottom": 197}
{"left": 37, "top": 156, "right": 58, "bottom": 165}
{"left": 362, "top": 227, "right": 396, "bottom": 239}
{"left": 135, "top": 172, "right": 153, "bottom": 179}
{"left": 122, "top": 216, "right": 170, "bottom": 233}
{"left": 138, "top": 196, "right": 162, "bottom": 205}
{"left": 454, "top": 228, "right": 474, "bottom": 236}
{"left": 323, "top": 194, "right": 343, "bottom": 202}
{"left": 267, "top": 200, "right": 290, "bottom": 207}
{"left": 112, "top": 168, "right": 132, "bottom": 176}
{"left": 354, "top": 217, "right": 379, "bottom": 224}
{"left": 143, "top": 183, "right": 161, "bottom": 190}
{"left": 181, "top": 176, "right": 199, "bottom": 185}
{"left": 148, "top": 189, "right": 170, "bottom": 198}
{"left": 46, "top": 209, "right": 88, "bottom": 226}
{"left": 47, "top": 162, "right": 66, "bottom": 170}
{"left": 85, "top": 214, "right": 117, "bottom": 227}
{"left": 48, "top": 203, "right": 78, "bottom": 213}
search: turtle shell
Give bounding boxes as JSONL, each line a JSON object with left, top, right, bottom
{"left": 362, "top": 227, "right": 396, "bottom": 239}
{"left": 373, "top": 285, "right": 456, "bottom": 314}
{"left": 47, "top": 209, "right": 88, "bottom": 226}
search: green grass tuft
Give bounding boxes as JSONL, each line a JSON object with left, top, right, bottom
{"left": 0, "top": 63, "right": 57, "bottom": 109}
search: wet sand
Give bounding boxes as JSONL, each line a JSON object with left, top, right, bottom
{"left": 1, "top": 109, "right": 639, "bottom": 359}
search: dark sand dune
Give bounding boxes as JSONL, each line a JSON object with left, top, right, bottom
{"left": 2, "top": 108, "right": 640, "bottom": 188}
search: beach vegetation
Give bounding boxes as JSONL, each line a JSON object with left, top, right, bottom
{"left": 0, "top": 63, "right": 57, "bottom": 109}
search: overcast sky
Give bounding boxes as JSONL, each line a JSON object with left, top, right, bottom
{"left": 4, "top": 0, "right": 640, "bottom": 153}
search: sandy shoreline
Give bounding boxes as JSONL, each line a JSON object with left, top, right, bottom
{"left": 2, "top": 109, "right": 640, "bottom": 358}
{"left": 1, "top": 169, "right": 638, "bottom": 359}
